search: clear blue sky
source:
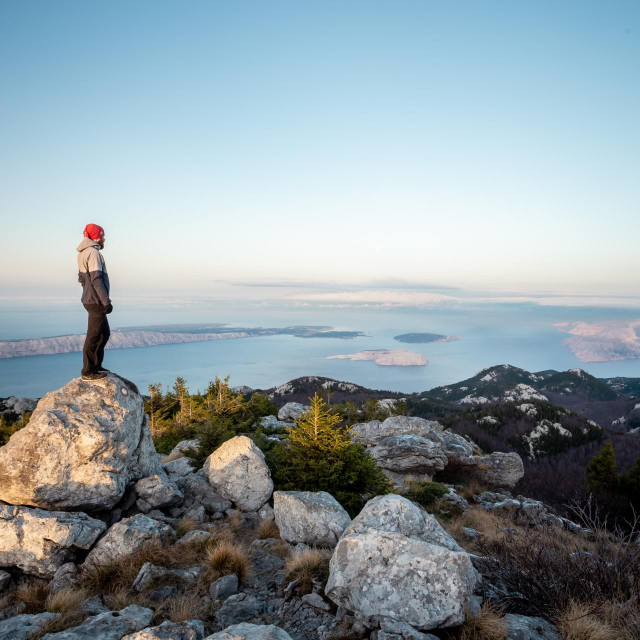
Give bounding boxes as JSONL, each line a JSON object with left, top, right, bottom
{"left": 1, "top": 1, "right": 639, "bottom": 299}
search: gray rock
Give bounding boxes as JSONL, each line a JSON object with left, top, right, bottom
{"left": 149, "top": 585, "right": 178, "bottom": 602}
{"left": 135, "top": 473, "right": 183, "bottom": 511}
{"left": 176, "top": 530, "right": 211, "bottom": 545}
{"left": 49, "top": 562, "right": 78, "bottom": 593}
{"left": 168, "top": 440, "right": 200, "bottom": 458}
{"left": 258, "top": 416, "right": 290, "bottom": 431}
{"left": 504, "top": 614, "right": 561, "bottom": 640}
{"left": 214, "top": 593, "right": 263, "bottom": 626}
{"left": 205, "top": 623, "right": 293, "bottom": 639}
{"left": 380, "top": 619, "right": 439, "bottom": 639}
{"left": 183, "top": 505, "right": 207, "bottom": 523}
{"left": 3, "top": 396, "right": 38, "bottom": 414}
{"left": 163, "top": 457, "right": 196, "bottom": 478}
{"left": 326, "top": 494, "right": 480, "bottom": 631}
{"left": 471, "top": 452, "right": 524, "bottom": 489}
{"left": 257, "top": 504, "right": 274, "bottom": 521}
{"left": 368, "top": 434, "right": 448, "bottom": 479}
{"left": 82, "top": 595, "right": 110, "bottom": 615}
{"left": 252, "top": 550, "right": 285, "bottom": 573}
{"left": 209, "top": 573, "right": 238, "bottom": 601}
{"left": 177, "top": 470, "right": 233, "bottom": 515}
{"left": 350, "top": 416, "right": 444, "bottom": 447}
{"left": 440, "top": 490, "right": 468, "bottom": 513}
{"left": 83, "top": 515, "right": 174, "bottom": 568}
{"left": 0, "top": 612, "right": 60, "bottom": 640}
{"left": 203, "top": 437, "right": 273, "bottom": 512}
{"left": 122, "top": 619, "right": 205, "bottom": 639}
{"left": 0, "top": 505, "right": 106, "bottom": 577}
{"left": 40, "top": 605, "right": 153, "bottom": 639}
{"left": 301, "top": 593, "right": 330, "bottom": 611}
{"left": 0, "top": 570, "right": 10, "bottom": 591}
{"left": 439, "top": 431, "right": 478, "bottom": 464}
{"left": 132, "top": 562, "right": 204, "bottom": 592}
{"left": 274, "top": 491, "right": 351, "bottom": 548}
{"left": 277, "top": 403, "right": 307, "bottom": 422}
{"left": 0, "top": 375, "right": 161, "bottom": 511}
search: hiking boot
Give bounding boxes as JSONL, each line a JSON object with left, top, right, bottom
{"left": 81, "top": 371, "right": 108, "bottom": 381}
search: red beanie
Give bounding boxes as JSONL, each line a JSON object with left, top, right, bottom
{"left": 83, "top": 224, "right": 105, "bottom": 240}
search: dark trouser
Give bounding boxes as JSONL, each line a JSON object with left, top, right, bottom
{"left": 82, "top": 303, "right": 110, "bottom": 375}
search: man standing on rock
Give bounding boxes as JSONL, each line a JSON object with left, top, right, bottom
{"left": 77, "top": 223, "right": 112, "bottom": 381}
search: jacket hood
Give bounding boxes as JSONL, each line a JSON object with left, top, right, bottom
{"left": 76, "top": 238, "right": 101, "bottom": 252}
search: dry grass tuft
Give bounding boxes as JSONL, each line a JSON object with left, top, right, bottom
{"left": 284, "top": 548, "right": 332, "bottom": 594}
{"left": 457, "top": 603, "right": 507, "bottom": 640}
{"left": 45, "top": 587, "right": 87, "bottom": 614}
{"left": 160, "top": 592, "right": 208, "bottom": 623}
{"left": 175, "top": 517, "right": 199, "bottom": 537}
{"left": 16, "top": 580, "right": 49, "bottom": 613}
{"left": 556, "top": 601, "right": 618, "bottom": 640}
{"left": 599, "top": 597, "right": 640, "bottom": 640}
{"left": 206, "top": 540, "right": 251, "bottom": 583}
{"left": 442, "top": 506, "right": 516, "bottom": 553}
{"left": 256, "top": 518, "right": 280, "bottom": 540}
{"left": 226, "top": 510, "right": 243, "bottom": 532}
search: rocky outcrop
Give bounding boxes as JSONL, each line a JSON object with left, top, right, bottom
{"left": 176, "top": 470, "right": 233, "bottom": 515}
{"left": 350, "top": 416, "right": 523, "bottom": 488}
{"left": 83, "top": 515, "right": 174, "bottom": 568}
{"left": 0, "top": 505, "right": 106, "bottom": 577}
{"left": 0, "top": 375, "right": 161, "bottom": 511}
{"left": 273, "top": 491, "right": 351, "bottom": 548}
{"left": 1, "top": 396, "right": 38, "bottom": 415}
{"left": 132, "top": 562, "right": 204, "bottom": 591}
{"left": 277, "top": 403, "right": 307, "bottom": 422}
{"left": 135, "top": 473, "right": 183, "bottom": 512}
{"left": 326, "top": 494, "right": 480, "bottom": 631}
{"left": 504, "top": 614, "right": 561, "bottom": 640}
{"left": 203, "top": 437, "right": 273, "bottom": 512}
{"left": 205, "top": 623, "right": 293, "bottom": 639}
{"left": 40, "top": 605, "right": 153, "bottom": 639}
{"left": 0, "top": 613, "right": 60, "bottom": 640}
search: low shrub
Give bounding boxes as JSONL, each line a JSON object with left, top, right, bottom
{"left": 405, "top": 481, "right": 449, "bottom": 508}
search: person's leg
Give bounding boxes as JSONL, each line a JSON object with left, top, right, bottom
{"left": 95, "top": 315, "right": 111, "bottom": 370}
{"left": 82, "top": 305, "right": 103, "bottom": 375}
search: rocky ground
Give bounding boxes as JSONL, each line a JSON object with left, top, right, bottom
{"left": 0, "top": 373, "right": 634, "bottom": 640}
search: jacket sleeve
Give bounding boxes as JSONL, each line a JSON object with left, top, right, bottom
{"left": 86, "top": 250, "right": 111, "bottom": 306}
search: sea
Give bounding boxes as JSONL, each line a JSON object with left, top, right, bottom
{"left": 1, "top": 299, "right": 639, "bottom": 398}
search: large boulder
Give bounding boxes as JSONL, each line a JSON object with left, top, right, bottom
{"left": 470, "top": 452, "right": 524, "bottom": 489}
{"left": 273, "top": 491, "right": 351, "bottom": 548}
{"left": 277, "top": 403, "right": 307, "bottom": 422}
{"left": 0, "top": 375, "right": 161, "bottom": 511}
{"left": 368, "top": 435, "right": 448, "bottom": 482}
{"left": 40, "top": 605, "right": 153, "bottom": 640}
{"left": 326, "top": 495, "right": 480, "bottom": 631}
{"left": 0, "top": 613, "right": 60, "bottom": 640}
{"left": 351, "top": 416, "right": 445, "bottom": 447}
{"left": 203, "top": 437, "right": 273, "bottom": 512}
{"left": 83, "top": 515, "right": 174, "bottom": 568}
{"left": 135, "top": 472, "right": 184, "bottom": 512}
{"left": 176, "top": 470, "right": 232, "bottom": 514}
{"left": 205, "top": 623, "right": 293, "bottom": 639}
{"left": 0, "top": 505, "right": 106, "bottom": 577}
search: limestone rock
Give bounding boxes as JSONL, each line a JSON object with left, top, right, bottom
{"left": 163, "top": 457, "right": 196, "bottom": 478}
{"left": 214, "top": 593, "right": 263, "bottom": 626}
{"left": 277, "top": 403, "right": 307, "bottom": 422}
{"left": 471, "top": 452, "right": 524, "bottom": 489}
{"left": 203, "top": 437, "right": 273, "bottom": 512}
{"left": 0, "top": 505, "right": 106, "bottom": 577}
{"left": 40, "top": 605, "right": 153, "bottom": 639}
{"left": 351, "top": 416, "right": 444, "bottom": 447}
{"left": 274, "top": 491, "right": 351, "bottom": 548}
{"left": 49, "top": 562, "right": 79, "bottom": 593}
{"left": 0, "top": 570, "right": 10, "bottom": 591}
{"left": 504, "top": 614, "right": 561, "bottom": 640}
{"left": 258, "top": 416, "right": 289, "bottom": 431}
{"left": 177, "top": 470, "right": 232, "bottom": 514}
{"left": 0, "top": 375, "right": 160, "bottom": 511}
{"left": 132, "top": 562, "right": 204, "bottom": 592}
{"left": 168, "top": 440, "right": 200, "bottom": 458}
{"left": 2, "top": 396, "right": 38, "bottom": 414}
{"left": 122, "top": 620, "right": 205, "bottom": 639}
{"left": 205, "top": 623, "right": 293, "bottom": 640}
{"left": 84, "top": 515, "right": 174, "bottom": 568}
{"left": 0, "top": 613, "right": 60, "bottom": 640}
{"left": 368, "top": 435, "right": 448, "bottom": 480}
{"left": 209, "top": 573, "right": 238, "bottom": 601}
{"left": 135, "top": 473, "right": 183, "bottom": 511}
{"left": 176, "top": 530, "right": 211, "bottom": 545}
{"left": 326, "top": 495, "right": 479, "bottom": 631}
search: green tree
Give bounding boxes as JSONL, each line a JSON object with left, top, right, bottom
{"left": 586, "top": 440, "right": 618, "bottom": 492}
{"left": 269, "top": 393, "right": 390, "bottom": 514}
{"left": 620, "top": 457, "right": 640, "bottom": 503}
{"left": 205, "top": 376, "right": 244, "bottom": 416}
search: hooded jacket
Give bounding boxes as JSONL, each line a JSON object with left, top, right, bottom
{"left": 77, "top": 238, "right": 111, "bottom": 306}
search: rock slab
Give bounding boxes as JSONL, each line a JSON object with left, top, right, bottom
{"left": 205, "top": 623, "right": 293, "bottom": 639}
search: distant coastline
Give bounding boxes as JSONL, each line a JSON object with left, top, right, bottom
{"left": 327, "top": 349, "right": 428, "bottom": 367}
{"left": 0, "top": 325, "right": 365, "bottom": 359}
{"left": 394, "top": 333, "right": 460, "bottom": 344}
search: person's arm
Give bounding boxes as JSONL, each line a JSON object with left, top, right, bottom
{"left": 86, "top": 249, "right": 111, "bottom": 307}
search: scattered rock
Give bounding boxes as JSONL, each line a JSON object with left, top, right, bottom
{"left": 0, "top": 505, "right": 106, "bottom": 577}
{"left": 205, "top": 623, "right": 293, "bottom": 639}
{"left": 274, "top": 491, "right": 351, "bottom": 548}
{"left": 209, "top": 573, "right": 238, "bottom": 601}
{"left": 277, "top": 403, "right": 307, "bottom": 422}
{"left": 379, "top": 619, "right": 439, "bottom": 639}
{"left": 168, "top": 440, "right": 200, "bottom": 458}
{"left": 2, "top": 396, "right": 38, "bottom": 414}
{"left": 326, "top": 494, "right": 480, "bottom": 631}
{"left": 350, "top": 416, "right": 444, "bottom": 447}
{"left": 301, "top": 593, "right": 331, "bottom": 612}
{"left": 214, "top": 593, "right": 263, "bottom": 626}
{"left": 136, "top": 473, "right": 184, "bottom": 512}
{"left": 203, "top": 436, "right": 273, "bottom": 512}
{"left": 504, "top": 613, "right": 562, "bottom": 640}
{"left": 84, "top": 515, "right": 174, "bottom": 568}
{"left": 0, "top": 612, "right": 60, "bottom": 640}
{"left": 471, "top": 452, "right": 524, "bottom": 489}
{"left": 49, "top": 562, "right": 78, "bottom": 593}
{"left": 257, "top": 504, "right": 275, "bottom": 521}
{"left": 252, "top": 550, "right": 285, "bottom": 573}
{"left": 163, "top": 457, "right": 196, "bottom": 479}
{"left": 176, "top": 530, "right": 211, "bottom": 545}
{"left": 121, "top": 619, "right": 205, "bottom": 639}
{"left": 259, "top": 416, "right": 290, "bottom": 431}
{"left": 0, "top": 375, "right": 161, "bottom": 511}
{"left": 132, "top": 562, "right": 203, "bottom": 591}
{"left": 40, "top": 605, "right": 153, "bottom": 639}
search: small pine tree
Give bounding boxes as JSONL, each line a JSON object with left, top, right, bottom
{"left": 585, "top": 440, "right": 618, "bottom": 492}
{"left": 269, "top": 393, "right": 390, "bottom": 514}
{"left": 620, "top": 457, "right": 640, "bottom": 504}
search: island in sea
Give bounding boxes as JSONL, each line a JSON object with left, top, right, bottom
{"left": 394, "top": 332, "right": 461, "bottom": 343}
{"left": 327, "top": 349, "right": 428, "bottom": 367}
{"left": 0, "top": 324, "right": 366, "bottom": 359}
